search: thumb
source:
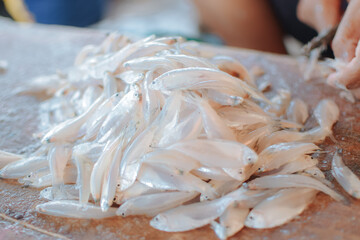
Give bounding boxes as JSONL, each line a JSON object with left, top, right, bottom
{"left": 297, "top": 0, "right": 341, "bottom": 32}
{"left": 327, "top": 58, "right": 360, "bottom": 89}
{"left": 331, "top": 0, "right": 360, "bottom": 62}
{"left": 332, "top": 35, "right": 358, "bottom": 62}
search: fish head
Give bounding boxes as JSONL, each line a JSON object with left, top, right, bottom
{"left": 133, "top": 91, "right": 141, "bottom": 101}
{"left": 19, "top": 172, "right": 34, "bottom": 183}
{"left": 304, "top": 167, "right": 325, "bottom": 179}
{"left": 41, "top": 134, "right": 52, "bottom": 144}
{"left": 127, "top": 85, "right": 142, "bottom": 101}
{"left": 243, "top": 148, "right": 258, "bottom": 165}
{"left": 149, "top": 78, "right": 162, "bottom": 90}
{"left": 118, "top": 209, "right": 127, "bottom": 217}
{"left": 117, "top": 201, "right": 133, "bottom": 217}
{"left": 113, "top": 194, "right": 122, "bottom": 204}
{"left": 39, "top": 187, "right": 52, "bottom": 200}
{"left": 150, "top": 214, "right": 170, "bottom": 231}
{"left": 110, "top": 92, "right": 122, "bottom": 102}
{"left": 41, "top": 120, "right": 71, "bottom": 144}
{"left": 223, "top": 168, "right": 247, "bottom": 182}
{"left": 136, "top": 72, "right": 145, "bottom": 80}
{"left": 244, "top": 210, "right": 266, "bottom": 229}
{"left": 230, "top": 96, "right": 244, "bottom": 106}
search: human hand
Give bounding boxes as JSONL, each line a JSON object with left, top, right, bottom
{"left": 328, "top": 0, "right": 360, "bottom": 90}
{"left": 328, "top": 40, "right": 360, "bottom": 89}
{"left": 298, "top": 0, "right": 360, "bottom": 92}
{"left": 297, "top": 0, "right": 342, "bottom": 33}
{"left": 331, "top": 0, "right": 360, "bottom": 62}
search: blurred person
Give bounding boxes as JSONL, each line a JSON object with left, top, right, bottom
{"left": 193, "top": 0, "right": 360, "bottom": 91}
{"left": 0, "top": 0, "right": 107, "bottom": 27}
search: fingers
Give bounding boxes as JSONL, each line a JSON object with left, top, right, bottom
{"left": 331, "top": 0, "right": 360, "bottom": 61}
{"left": 297, "top": 0, "right": 341, "bottom": 33}
{"left": 328, "top": 1, "right": 360, "bottom": 90}
{"left": 327, "top": 57, "right": 360, "bottom": 89}
{"left": 332, "top": 36, "right": 358, "bottom": 62}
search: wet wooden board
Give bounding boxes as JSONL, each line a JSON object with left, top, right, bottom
{"left": 0, "top": 19, "right": 360, "bottom": 240}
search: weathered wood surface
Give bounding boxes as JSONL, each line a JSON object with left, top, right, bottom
{"left": 0, "top": 19, "right": 359, "bottom": 240}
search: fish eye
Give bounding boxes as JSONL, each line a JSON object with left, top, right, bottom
{"left": 155, "top": 217, "right": 159, "bottom": 221}
{"left": 247, "top": 156, "right": 252, "bottom": 162}
{"left": 115, "top": 93, "right": 119, "bottom": 97}
{"left": 28, "top": 174, "right": 31, "bottom": 177}
{"left": 151, "top": 81, "right": 156, "bottom": 84}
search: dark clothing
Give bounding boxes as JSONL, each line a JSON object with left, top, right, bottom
{"left": 269, "top": 0, "right": 317, "bottom": 44}
{"left": 0, "top": 1, "right": 12, "bottom": 19}
{"left": 269, "top": 0, "right": 348, "bottom": 57}
{"left": 0, "top": 0, "right": 107, "bottom": 27}
{"left": 23, "top": 0, "right": 106, "bottom": 27}
{"left": 269, "top": 0, "right": 348, "bottom": 43}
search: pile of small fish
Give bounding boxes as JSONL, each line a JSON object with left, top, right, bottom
{"left": 1, "top": 34, "right": 359, "bottom": 239}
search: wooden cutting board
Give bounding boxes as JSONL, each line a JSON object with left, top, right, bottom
{"left": 0, "top": 19, "right": 359, "bottom": 240}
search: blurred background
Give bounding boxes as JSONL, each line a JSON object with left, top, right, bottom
{"left": 0, "top": 0, "right": 307, "bottom": 55}
{"left": 0, "top": 0, "right": 219, "bottom": 42}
